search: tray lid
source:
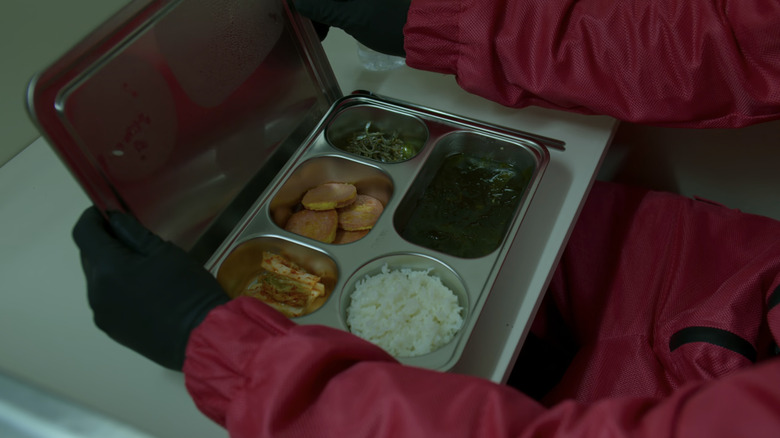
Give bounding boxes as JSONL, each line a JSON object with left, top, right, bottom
{"left": 27, "top": 0, "right": 341, "bottom": 262}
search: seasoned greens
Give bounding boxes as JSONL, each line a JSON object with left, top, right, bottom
{"left": 343, "top": 122, "right": 416, "bottom": 162}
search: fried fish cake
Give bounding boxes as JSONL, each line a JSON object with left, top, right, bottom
{"left": 284, "top": 209, "right": 338, "bottom": 243}
{"left": 301, "top": 182, "right": 357, "bottom": 211}
{"left": 333, "top": 229, "right": 370, "bottom": 244}
{"left": 337, "top": 194, "right": 384, "bottom": 231}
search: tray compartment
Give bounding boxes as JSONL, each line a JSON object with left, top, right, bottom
{"left": 216, "top": 235, "right": 339, "bottom": 317}
{"left": 325, "top": 105, "right": 429, "bottom": 163}
{"left": 394, "top": 131, "right": 539, "bottom": 259}
{"left": 268, "top": 156, "right": 394, "bottom": 244}
{"left": 339, "top": 252, "right": 469, "bottom": 370}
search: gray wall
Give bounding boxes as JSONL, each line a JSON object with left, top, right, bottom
{"left": 601, "top": 120, "right": 780, "bottom": 221}
{"left": 0, "top": 0, "right": 129, "bottom": 166}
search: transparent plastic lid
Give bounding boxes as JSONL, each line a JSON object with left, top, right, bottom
{"left": 27, "top": 0, "right": 341, "bottom": 262}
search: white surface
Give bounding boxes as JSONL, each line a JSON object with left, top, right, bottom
{"left": 0, "top": 29, "right": 615, "bottom": 438}
{"left": 0, "top": 371, "right": 154, "bottom": 438}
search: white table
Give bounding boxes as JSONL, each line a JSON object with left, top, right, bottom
{"left": 0, "top": 28, "right": 616, "bottom": 438}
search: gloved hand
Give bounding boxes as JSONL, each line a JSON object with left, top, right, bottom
{"left": 72, "top": 206, "right": 230, "bottom": 371}
{"left": 293, "top": 0, "right": 410, "bottom": 57}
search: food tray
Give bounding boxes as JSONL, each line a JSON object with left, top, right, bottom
{"left": 25, "top": 0, "right": 550, "bottom": 372}
{"left": 206, "top": 93, "right": 549, "bottom": 371}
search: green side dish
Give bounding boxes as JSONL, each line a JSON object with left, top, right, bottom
{"left": 343, "top": 122, "right": 416, "bottom": 162}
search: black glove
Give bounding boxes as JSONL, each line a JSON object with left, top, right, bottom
{"left": 72, "top": 207, "right": 230, "bottom": 371}
{"left": 293, "top": 0, "right": 409, "bottom": 57}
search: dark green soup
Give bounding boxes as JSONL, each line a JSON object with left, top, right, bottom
{"left": 400, "top": 153, "right": 532, "bottom": 258}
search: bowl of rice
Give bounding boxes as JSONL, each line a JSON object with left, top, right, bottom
{"left": 341, "top": 254, "right": 468, "bottom": 366}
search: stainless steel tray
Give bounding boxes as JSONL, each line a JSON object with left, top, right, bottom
{"left": 206, "top": 93, "right": 549, "bottom": 371}
{"left": 25, "top": 0, "right": 550, "bottom": 372}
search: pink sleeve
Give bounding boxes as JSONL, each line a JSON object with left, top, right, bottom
{"left": 183, "top": 297, "right": 780, "bottom": 438}
{"left": 404, "top": 0, "right": 780, "bottom": 128}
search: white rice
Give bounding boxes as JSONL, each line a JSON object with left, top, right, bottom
{"left": 346, "top": 264, "right": 464, "bottom": 357}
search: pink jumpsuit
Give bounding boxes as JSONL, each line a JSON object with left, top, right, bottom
{"left": 184, "top": 0, "right": 780, "bottom": 436}
{"left": 404, "top": 0, "right": 780, "bottom": 128}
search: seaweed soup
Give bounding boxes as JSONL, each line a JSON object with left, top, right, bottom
{"left": 401, "top": 152, "right": 532, "bottom": 258}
